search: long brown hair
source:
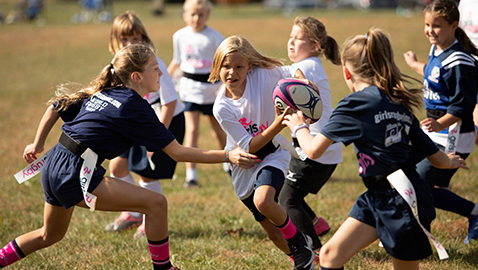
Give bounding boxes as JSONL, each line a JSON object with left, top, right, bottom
{"left": 293, "top": 16, "right": 341, "bottom": 65}
{"left": 209, "top": 36, "right": 283, "bottom": 83}
{"left": 424, "top": 0, "right": 478, "bottom": 57}
{"left": 50, "top": 44, "right": 156, "bottom": 110}
{"left": 341, "top": 29, "right": 423, "bottom": 112}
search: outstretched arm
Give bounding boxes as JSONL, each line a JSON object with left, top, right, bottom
{"left": 282, "top": 111, "right": 333, "bottom": 160}
{"left": 23, "top": 105, "right": 60, "bottom": 163}
{"left": 162, "top": 140, "right": 259, "bottom": 169}
{"left": 427, "top": 150, "right": 469, "bottom": 170}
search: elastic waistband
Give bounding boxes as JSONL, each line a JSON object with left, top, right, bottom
{"left": 183, "top": 72, "right": 212, "bottom": 83}
{"left": 427, "top": 109, "right": 446, "bottom": 120}
{"left": 59, "top": 132, "right": 105, "bottom": 166}
{"left": 253, "top": 141, "right": 278, "bottom": 160}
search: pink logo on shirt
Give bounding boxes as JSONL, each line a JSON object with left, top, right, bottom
{"left": 358, "top": 153, "right": 375, "bottom": 175}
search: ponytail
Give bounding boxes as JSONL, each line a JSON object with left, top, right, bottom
{"left": 294, "top": 16, "right": 341, "bottom": 66}
{"left": 342, "top": 29, "right": 423, "bottom": 112}
{"left": 456, "top": 27, "right": 478, "bottom": 57}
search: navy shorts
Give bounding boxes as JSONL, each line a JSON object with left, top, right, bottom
{"left": 349, "top": 173, "right": 436, "bottom": 260}
{"left": 285, "top": 157, "right": 337, "bottom": 194}
{"left": 183, "top": 102, "right": 214, "bottom": 115}
{"left": 124, "top": 112, "right": 185, "bottom": 179}
{"left": 41, "top": 143, "right": 106, "bottom": 209}
{"left": 241, "top": 166, "right": 285, "bottom": 222}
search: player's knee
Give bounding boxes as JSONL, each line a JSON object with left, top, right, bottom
{"left": 253, "top": 194, "right": 273, "bottom": 214}
{"left": 319, "top": 243, "right": 335, "bottom": 265}
{"left": 149, "top": 193, "right": 168, "bottom": 213}
{"left": 40, "top": 227, "right": 66, "bottom": 247}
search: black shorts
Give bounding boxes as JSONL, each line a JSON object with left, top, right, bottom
{"left": 183, "top": 102, "right": 214, "bottom": 115}
{"left": 123, "top": 112, "right": 185, "bottom": 179}
{"left": 285, "top": 157, "right": 337, "bottom": 194}
{"left": 349, "top": 173, "right": 436, "bottom": 260}
{"left": 241, "top": 166, "right": 285, "bottom": 222}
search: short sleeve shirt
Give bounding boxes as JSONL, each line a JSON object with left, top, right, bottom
{"left": 321, "top": 86, "right": 438, "bottom": 178}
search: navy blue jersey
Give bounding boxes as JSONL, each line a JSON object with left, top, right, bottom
{"left": 56, "top": 87, "right": 175, "bottom": 159}
{"left": 321, "top": 86, "right": 438, "bottom": 178}
{"left": 423, "top": 42, "right": 478, "bottom": 134}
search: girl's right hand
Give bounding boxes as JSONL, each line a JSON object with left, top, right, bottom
{"left": 23, "top": 143, "right": 44, "bottom": 164}
{"left": 228, "top": 147, "right": 260, "bottom": 169}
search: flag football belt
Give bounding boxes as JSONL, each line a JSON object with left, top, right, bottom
{"left": 426, "top": 109, "right": 446, "bottom": 120}
{"left": 386, "top": 169, "right": 449, "bottom": 260}
{"left": 14, "top": 132, "right": 104, "bottom": 211}
{"left": 253, "top": 141, "right": 278, "bottom": 160}
{"left": 182, "top": 72, "right": 212, "bottom": 83}
{"left": 59, "top": 132, "right": 104, "bottom": 211}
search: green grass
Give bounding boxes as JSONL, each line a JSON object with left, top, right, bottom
{"left": 1, "top": 1, "right": 478, "bottom": 269}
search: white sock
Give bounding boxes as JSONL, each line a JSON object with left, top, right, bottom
{"left": 139, "top": 179, "right": 163, "bottom": 194}
{"left": 110, "top": 172, "right": 136, "bottom": 186}
{"left": 186, "top": 168, "right": 197, "bottom": 182}
{"left": 471, "top": 204, "right": 478, "bottom": 216}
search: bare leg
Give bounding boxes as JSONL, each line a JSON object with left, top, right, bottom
{"left": 392, "top": 258, "right": 419, "bottom": 270}
{"left": 78, "top": 176, "right": 168, "bottom": 241}
{"left": 208, "top": 115, "right": 226, "bottom": 149}
{"left": 259, "top": 219, "right": 291, "bottom": 254}
{"left": 254, "top": 185, "right": 288, "bottom": 226}
{"left": 320, "top": 217, "right": 378, "bottom": 268}
{"left": 109, "top": 156, "right": 130, "bottom": 178}
{"left": 15, "top": 202, "right": 74, "bottom": 255}
{"left": 184, "top": 111, "right": 200, "bottom": 176}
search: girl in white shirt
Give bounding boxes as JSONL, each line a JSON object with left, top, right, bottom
{"left": 210, "top": 35, "right": 315, "bottom": 270}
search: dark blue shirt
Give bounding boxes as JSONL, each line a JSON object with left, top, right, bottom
{"left": 56, "top": 87, "right": 175, "bottom": 160}
{"left": 321, "top": 86, "right": 438, "bottom": 178}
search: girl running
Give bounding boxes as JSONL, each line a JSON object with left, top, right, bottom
{"left": 283, "top": 29, "right": 468, "bottom": 270}
{"left": 105, "top": 11, "right": 186, "bottom": 239}
{"left": 278, "top": 16, "right": 343, "bottom": 262}
{"left": 0, "top": 43, "right": 257, "bottom": 270}
{"left": 210, "top": 35, "right": 315, "bottom": 270}
{"left": 403, "top": 0, "right": 478, "bottom": 243}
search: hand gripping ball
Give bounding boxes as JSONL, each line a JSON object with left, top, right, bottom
{"left": 272, "top": 78, "right": 323, "bottom": 123}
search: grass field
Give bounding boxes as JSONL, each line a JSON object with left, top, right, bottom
{"left": 1, "top": 1, "right": 478, "bottom": 269}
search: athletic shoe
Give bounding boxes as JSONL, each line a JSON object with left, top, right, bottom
{"left": 105, "top": 212, "right": 143, "bottom": 232}
{"left": 464, "top": 214, "right": 478, "bottom": 244}
{"left": 286, "top": 231, "right": 315, "bottom": 270}
{"left": 183, "top": 180, "right": 199, "bottom": 189}
{"left": 314, "top": 217, "right": 330, "bottom": 237}
{"left": 133, "top": 223, "right": 146, "bottom": 239}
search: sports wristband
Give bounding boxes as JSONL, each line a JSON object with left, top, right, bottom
{"left": 292, "top": 123, "right": 309, "bottom": 136}
{"left": 225, "top": 150, "right": 230, "bottom": 163}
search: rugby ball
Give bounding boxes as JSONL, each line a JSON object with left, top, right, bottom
{"left": 272, "top": 78, "right": 322, "bottom": 123}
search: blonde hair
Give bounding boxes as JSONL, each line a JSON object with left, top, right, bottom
{"left": 183, "top": 0, "right": 212, "bottom": 12}
{"left": 50, "top": 44, "right": 156, "bottom": 111}
{"left": 424, "top": 0, "right": 478, "bottom": 57}
{"left": 341, "top": 29, "right": 423, "bottom": 112}
{"left": 209, "top": 36, "right": 283, "bottom": 82}
{"left": 109, "top": 11, "right": 155, "bottom": 55}
{"left": 293, "top": 16, "right": 341, "bottom": 65}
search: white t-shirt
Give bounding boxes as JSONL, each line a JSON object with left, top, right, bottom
{"left": 172, "top": 26, "right": 224, "bottom": 104}
{"left": 145, "top": 56, "right": 185, "bottom": 117}
{"left": 290, "top": 57, "right": 343, "bottom": 165}
{"left": 459, "top": 0, "right": 478, "bottom": 48}
{"left": 213, "top": 66, "right": 295, "bottom": 200}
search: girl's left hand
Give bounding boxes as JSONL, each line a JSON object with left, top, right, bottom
{"left": 421, "top": 118, "right": 444, "bottom": 132}
{"left": 23, "top": 143, "right": 44, "bottom": 164}
{"left": 228, "top": 147, "right": 260, "bottom": 169}
{"left": 447, "top": 153, "right": 469, "bottom": 170}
